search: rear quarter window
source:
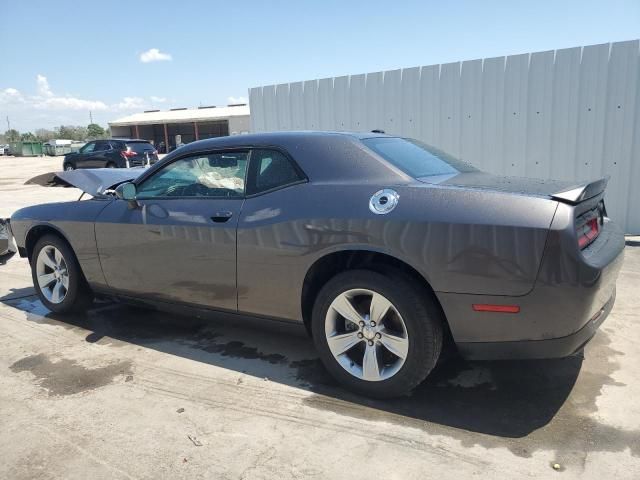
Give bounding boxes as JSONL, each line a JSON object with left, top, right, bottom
{"left": 362, "top": 137, "right": 477, "bottom": 178}
{"left": 247, "top": 149, "right": 304, "bottom": 195}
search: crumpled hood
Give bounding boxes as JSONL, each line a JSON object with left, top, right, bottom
{"left": 26, "top": 168, "right": 145, "bottom": 197}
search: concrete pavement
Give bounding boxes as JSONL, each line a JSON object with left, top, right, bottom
{"left": 1, "top": 156, "right": 639, "bottom": 479}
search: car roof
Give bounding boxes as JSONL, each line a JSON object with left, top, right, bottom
{"left": 188, "top": 130, "right": 390, "bottom": 146}
{"left": 157, "top": 131, "right": 413, "bottom": 185}
{"left": 170, "top": 131, "right": 394, "bottom": 155}
{"left": 108, "top": 138, "right": 151, "bottom": 143}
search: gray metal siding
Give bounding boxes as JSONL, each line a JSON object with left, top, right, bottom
{"left": 249, "top": 40, "right": 640, "bottom": 233}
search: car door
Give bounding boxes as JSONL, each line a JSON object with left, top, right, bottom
{"left": 74, "top": 141, "right": 96, "bottom": 168}
{"left": 236, "top": 148, "right": 307, "bottom": 319}
{"left": 87, "top": 140, "right": 112, "bottom": 167}
{"left": 94, "top": 149, "right": 249, "bottom": 311}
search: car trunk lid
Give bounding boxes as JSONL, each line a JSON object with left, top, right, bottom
{"left": 420, "top": 171, "right": 608, "bottom": 204}
{"left": 421, "top": 171, "right": 610, "bottom": 250}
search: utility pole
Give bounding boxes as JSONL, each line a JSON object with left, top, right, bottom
{"left": 6, "top": 116, "right": 10, "bottom": 131}
{"left": 89, "top": 111, "right": 93, "bottom": 124}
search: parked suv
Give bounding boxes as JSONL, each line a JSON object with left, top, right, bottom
{"left": 62, "top": 139, "right": 158, "bottom": 170}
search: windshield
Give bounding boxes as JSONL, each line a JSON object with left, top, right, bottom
{"left": 362, "top": 137, "right": 477, "bottom": 178}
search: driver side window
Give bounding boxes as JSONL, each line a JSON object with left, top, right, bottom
{"left": 136, "top": 151, "right": 248, "bottom": 199}
{"left": 80, "top": 142, "right": 96, "bottom": 154}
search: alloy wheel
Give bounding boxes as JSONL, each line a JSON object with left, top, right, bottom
{"left": 35, "top": 245, "right": 69, "bottom": 304}
{"left": 324, "top": 288, "right": 409, "bottom": 381}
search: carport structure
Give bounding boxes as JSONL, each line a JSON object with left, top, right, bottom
{"left": 109, "top": 104, "right": 250, "bottom": 153}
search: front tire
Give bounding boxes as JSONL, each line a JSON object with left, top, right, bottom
{"left": 31, "top": 234, "right": 93, "bottom": 313}
{"left": 63, "top": 163, "right": 75, "bottom": 171}
{"left": 312, "top": 270, "right": 443, "bottom": 398}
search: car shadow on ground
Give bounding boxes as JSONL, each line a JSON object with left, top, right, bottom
{"left": 1, "top": 290, "right": 587, "bottom": 441}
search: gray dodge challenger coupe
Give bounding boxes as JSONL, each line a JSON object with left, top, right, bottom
{"left": 4, "top": 131, "right": 624, "bottom": 397}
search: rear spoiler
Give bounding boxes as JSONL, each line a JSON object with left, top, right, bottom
{"left": 550, "top": 176, "right": 609, "bottom": 205}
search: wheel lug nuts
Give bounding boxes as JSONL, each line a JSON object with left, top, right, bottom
{"left": 375, "top": 332, "right": 381, "bottom": 339}
{"left": 370, "top": 321, "right": 376, "bottom": 327}
{"left": 357, "top": 333, "right": 363, "bottom": 339}
{"left": 359, "top": 321, "right": 365, "bottom": 327}
{"left": 368, "top": 340, "right": 374, "bottom": 346}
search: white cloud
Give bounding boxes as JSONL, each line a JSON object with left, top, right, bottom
{"left": 114, "top": 96, "right": 146, "bottom": 110}
{"left": 140, "top": 48, "right": 172, "bottom": 63}
{"left": 36, "top": 74, "right": 53, "bottom": 97}
{"left": 227, "top": 96, "right": 248, "bottom": 104}
{"left": 0, "top": 87, "right": 24, "bottom": 103}
{"left": 36, "top": 97, "right": 108, "bottom": 111}
{"left": 27, "top": 75, "right": 108, "bottom": 111}
{"left": 4, "top": 87, "right": 21, "bottom": 97}
{"left": 0, "top": 75, "right": 166, "bottom": 130}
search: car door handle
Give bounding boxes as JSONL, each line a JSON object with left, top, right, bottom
{"left": 211, "top": 211, "right": 233, "bottom": 223}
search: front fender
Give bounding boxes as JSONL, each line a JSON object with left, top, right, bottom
{"left": 10, "top": 200, "right": 112, "bottom": 288}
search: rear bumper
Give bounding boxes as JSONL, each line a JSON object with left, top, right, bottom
{"left": 457, "top": 289, "right": 615, "bottom": 360}
{"left": 127, "top": 157, "right": 159, "bottom": 168}
{"left": 437, "top": 215, "right": 625, "bottom": 360}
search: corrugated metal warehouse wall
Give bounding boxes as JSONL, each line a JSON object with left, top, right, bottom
{"left": 249, "top": 40, "right": 640, "bottom": 233}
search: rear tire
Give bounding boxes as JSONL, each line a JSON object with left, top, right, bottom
{"left": 105, "top": 162, "right": 116, "bottom": 168}
{"left": 31, "top": 234, "right": 93, "bottom": 313}
{"left": 311, "top": 269, "right": 443, "bottom": 398}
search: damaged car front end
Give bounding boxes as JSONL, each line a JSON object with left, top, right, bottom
{"left": 0, "top": 218, "right": 17, "bottom": 263}
{"left": 5, "top": 168, "right": 145, "bottom": 264}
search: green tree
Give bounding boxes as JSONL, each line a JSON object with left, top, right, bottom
{"left": 87, "top": 123, "right": 106, "bottom": 139}
{"left": 55, "top": 125, "right": 87, "bottom": 141}
{"left": 75, "top": 126, "right": 88, "bottom": 141}
{"left": 4, "top": 129, "right": 20, "bottom": 142}
{"left": 20, "top": 132, "right": 37, "bottom": 141}
{"left": 55, "top": 125, "right": 75, "bottom": 140}
{"left": 35, "top": 128, "right": 55, "bottom": 142}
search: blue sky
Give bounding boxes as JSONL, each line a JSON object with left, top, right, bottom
{"left": 1, "top": 0, "right": 639, "bottom": 131}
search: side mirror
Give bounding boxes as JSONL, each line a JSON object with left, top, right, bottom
{"left": 115, "top": 182, "right": 137, "bottom": 201}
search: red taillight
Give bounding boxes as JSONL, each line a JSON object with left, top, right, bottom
{"left": 121, "top": 148, "right": 136, "bottom": 159}
{"left": 577, "top": 217, "right": 600, "bottom": 249}
{"left": 472, "top": 304, "right": 520, "bottom": 313}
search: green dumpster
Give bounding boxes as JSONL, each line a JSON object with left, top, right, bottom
{"left": 43, "top": 144, "right": 54, "bottom": 156}
{"left": 9, "top": 141, "right": 44, "bottom": 157}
